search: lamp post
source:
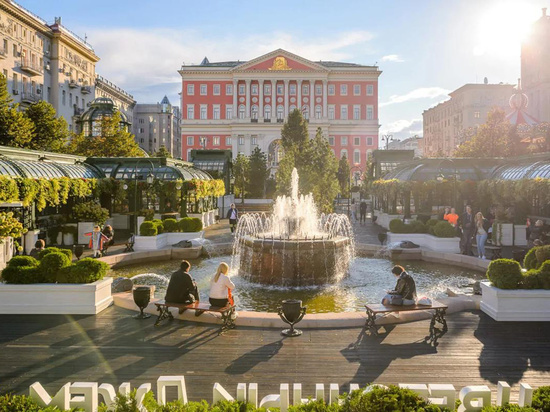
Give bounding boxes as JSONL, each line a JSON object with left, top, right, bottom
{"left": 381, "top": 134, "right": 393, "bottom": 150}
{"left": 132, "top": 158, "right": 155, "bottom": 233}
{"left": 348, "top": 163, "right": 363, "bottom": 219}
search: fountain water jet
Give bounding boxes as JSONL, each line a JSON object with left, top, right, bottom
{"left": 232, "top": 168, "right": 354, "bottom": 286}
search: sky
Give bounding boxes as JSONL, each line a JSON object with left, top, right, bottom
{"left": 16, "top": 0, "right": 548, "bottom": 143}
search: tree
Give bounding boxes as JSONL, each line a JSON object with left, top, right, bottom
{"left": 281, "top": 109, "right": 310, "bottom": 163}
{"left": 233, "top": 153, "right": 250, "bottom": 203}
{"left": 67, "top": 111, "right": 143, "bottom": 157}
{"left": 248, "top": 147, "right": 268, "bottom": 198}
{"left": 153, "top": 145, "right": 172, "bottom": 158}
{"left": 0, "top": 74, "right": 34, "bottom": 148}
{"left": 337, "top": 154, "right": 350, "bottom": 196}
{"left": 25, "top": 101, "right": 69, "bottom": 152}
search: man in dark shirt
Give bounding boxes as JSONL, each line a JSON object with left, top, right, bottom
{"left": 359, "top": 201, "right": 367, "bottom": 224}
{"left": 165, "top": 260, "right": 199, "bottom": 304}
{"left": 459, "top": 205, "right": 475, "bottom": 255}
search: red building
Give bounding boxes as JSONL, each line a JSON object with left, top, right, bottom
{"left": 179, "top": 49, "right": 381, "bottom": 171}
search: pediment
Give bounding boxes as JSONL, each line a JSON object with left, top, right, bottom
{"left": 232, "top": 49, "right": 329, "bottom": 72}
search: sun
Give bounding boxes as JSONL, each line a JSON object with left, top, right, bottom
{"left": 474, "top": 2, "right": 540, "bottom": 57}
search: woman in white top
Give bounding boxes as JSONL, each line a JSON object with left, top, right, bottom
{"left": 209, "top": 262, "right": 235, "bottom": 307}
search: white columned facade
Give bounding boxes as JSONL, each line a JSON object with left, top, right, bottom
{"left": 297, "top": 79, "right": 302, "bottom": 114}
{"left": 232, "top": 79, "right": 238, "bottom": 119}
{"left": 284, "top": 79, "right": 289, "bottom": 117}
{"left": 272, "top": 80, "right": 277, "bottom": 120}
{"left": 322, "top": 80, "right": 328, "bottom": 118}
{"left": 259, "top": 79, "right": 264, "bottom": 119}
{"left": 310, "top": 80, "right": 315, "bottom": 118}
{"left": 245, "top": 79, "right": 251, "bottom": 118}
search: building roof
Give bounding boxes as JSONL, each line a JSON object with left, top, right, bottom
{"left": 160, "top": 96, "right": 171, "bottom": 105}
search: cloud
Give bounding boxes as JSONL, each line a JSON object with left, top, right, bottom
{"left": 380, "top": 87, "right": 450, "bottom": 107}
{"left": 381, "top": 54, "right": 404, "bottom": 62}
{"left": 380, "top": 118, "right": 423, "bottom": 140}
{"left": 84, "top": 27, "right": 375, "bottom": 104}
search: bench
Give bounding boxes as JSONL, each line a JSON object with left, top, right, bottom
{"left": 154, "top": 300, "right": 236, "bottom": 334}
{"left": 471, "top": 243, "right": 502, "bottom": 259}
{"left": 365, "top": 300, "right": 448, "bottom": 346}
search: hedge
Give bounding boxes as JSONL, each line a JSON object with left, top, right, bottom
{"left": 38, "top": 247, "right": 72, "bottom": 261}
{"left": 162, "top": 218, "right": 179, "bottom": 233}
{"left": 433, "top": 221, "right": 456, "bottom": 238}
{"left": 487, "top": 259, "right": 523, "bottom": 289}
{"left": 140, "top": 221, "right": 158, "bottom": 236}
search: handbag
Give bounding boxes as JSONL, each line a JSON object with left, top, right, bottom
{"left": 381, "top": 294, "right": 403, "bottom": 306}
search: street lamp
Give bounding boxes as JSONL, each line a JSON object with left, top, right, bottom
{"left": 381, "top": 134, "right": 393, "bottom": 150}
{"left": 132, "top": 158, "right": 155, "bottom": 233}
{"left": 348, "top": 163, "right": 363, "bottom": 218}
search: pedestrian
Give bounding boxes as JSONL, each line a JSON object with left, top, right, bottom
{"left": 439, "top": 207, "right": 450, "bottom": 221}
{"left": 165, "top": 260, "right": 199, "bottom": 309}
{"left": 85, "top": 225, "right": 109, "bottom": 258}
{"left": 226, "top": 203, "right": 239, "bottom": 234}
{"left": 359, "top": 200, "right": 367, "bottom": 224}
{"left": 474, "top": 212, "right": 491, "bottom": 259}
{"left": 459, "top": 205, "right": 475, "bottom": 255}
{"left": 382, "top": 265, "right": 417, "bottom": 306}
{"left": 444, "top": 207, "right": 459, "bottom": 227}
{"left": 528, "top": 219, "right": 545, "bottom": 248}
{"left": 29, "top": 239, "right": 45, "bottom": 259}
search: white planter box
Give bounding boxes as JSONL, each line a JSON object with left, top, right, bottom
{"left": 134, "top": 231, "right": 205, "bottom": 251}
{"left": 77, "top": 222, "right": 95, "bottom": 245}
{"left": 387, "top": 232, "right": 460, "bottom": 254}
{"left": 0, "top": 237, "right": 13, "bottom": 270}
{"left": 480, "top": 281, "right": 550, "bottom": 321}
{"left": 493, "top": 223, "right": 514, "bottom": 246}
{"left": 0, "top": 277, "right": 113, "bottom": 315}
{"left": 514, "top": 225, "right": 527, "bottom": 246}
{"left": 375, "top": 212, "right": 404, "bottom": 230}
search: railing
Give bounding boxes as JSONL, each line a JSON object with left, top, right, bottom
{"left": 21, "top": 91, "right": 40, "bottom": 103}
{"left": 20, "top": 59, "right": 43, "bottom": 75}
{"left": 69, "top": 80, "right": 79, "bottom": 88}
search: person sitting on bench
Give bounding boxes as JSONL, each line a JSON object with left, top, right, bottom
{"left": 383, "top": 265, "right": 417, "bottom": 306}
{"left": 165, "top": 260, "right": 199, "bottom": 313}
{"left": 209, "top": 262, "right": 235, "bottom": 307}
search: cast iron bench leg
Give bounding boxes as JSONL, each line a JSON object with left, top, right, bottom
{"left": 219, "top": 307, "right": 236, "bottom": 335}
{"left": 154, "top": 305, "right": 174, "bottom": 326}
{"left": 365, "top": 308, "right": 378, "bottom": 336}
{"left": 428, "top": 308, "right": 448, "bottom": 345}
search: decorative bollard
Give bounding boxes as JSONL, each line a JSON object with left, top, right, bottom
{"left": 378, "top": 233, "right": 387, "bottom": 245}
{"left": 133, "top": 286, "right": 151, "bottom": 319}
{"left": 74, "top": 245, "right": 84, "bottom": 260}
{"left": 278, "top": 299, "right": 306, "bottom": 337}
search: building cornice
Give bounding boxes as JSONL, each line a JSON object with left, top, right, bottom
{"left": 96, "top": 75, "right": 136, "bottom": 106}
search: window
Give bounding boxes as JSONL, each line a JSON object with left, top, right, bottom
{"left": 277, "top": 105, "right": 284, "bottom": 120}
{"left": 251, "top": 84, "right": 258, "bottom": 95}
{"left": 62, "top": 90, "right": 66, "bottom": 105}
{"left": 252, "top": 136, "right": 258, "bottom": 145}
{"left": 302, "top": 84, "right": 309, "bottom": 95}
{"left": 213, "top": 136, "right": 220, "bottom": 146}
{"left": 213, "top": 105, "right": 220, "bottom": 120}
{"left": 264, "top": 83, "right": 271, "bottom": 95}
{"left": 289, "top": 84, "right": 296, "bottom": 95}
{"left": 226, "top": 136, "right": 232, "bottom": 145}
{"left": 315, "top": 105, "right": 322, "bottom": 119}
{"left": 238, "top": 136, "right": 244, "bottom": 145}
{"left": 12, "top": 73, "right": 18, "bottom": 92}
{"left": 340, "top": 149, "right": 348, "bottom": 159}
{"left": 213, "top": 84, "right": 220, "bottom": 95}
{"left": 340, "top": 105, "right": 348, "bottom": 120}
{"left": 302, "top": 105, "right": 309, "bottom": 120}
{"left": 367, "top": 105, "right": 374, "bottom": 120}
{"left": 354, "top": 149, "right": 360, "bottom": 164}
{"left": 187, "top": 84, "right": 194, "bottom": 95}
{"left": 225, "top": 105, "right": 233, "bottom": 119}
{"left": 12, "top": 44, "right": 17, "bottom": 57}
{"left": 187, "top": 136, "right": 194, "bottom": 146}
{"left": 187, "top": 105, "right": 194, "bottom": 119}
{"left": 3, "top": 39, "right": 7, "bottom": 53}
{"left": 200, "top": 105, "right": 207, "bottom": 119}
{"left": 238, "top": 105, "right": 245, "bottom": 119}
{"left": 264, "top": 105, "right": 271, "bottom": 119}
{"left": 354, "top": 137, "right": 361, "bottom": 146}
{"left": 367, "top": 84, "right": 374, "bottom": 96}
{"left": 226, "top": 84, "right": 233, "bottom": 95}
{"left": 340, "top": 84, "right": 347, "bottom": 96}
{"left": 277, "top": 84, "right": 283, "bottom": 95}
{"left": 328, "top": 84, "right": 335, "bottom": 95}
{"left": 200, "top": 84, "right": 207, "bottom": 95}
{"left": 251, "top": 105, "right": 258, "bottom": 119}
{"left": 367, "top": 137, "right": 373, "bottom": 146}
{"left": 69, "top": 93, "right": 72, "bottom": 106}
{"left": 187, "top": 149, "right": 192, "bottom": 161}
{"left": 315, "top": 85, "right": 322, "bottom": 95}
{"left": 341, "top": 136, "right": 348, "bottom": 145}
{"left": 353, "top": 105, "right": 361, "bottom": 120}
{"left": 289, "top": 105, "right": 296, "bottom": 112}
{"left": 474, "top": 111, "right": 480, "bottom": 118}
{"left": 353, "top": 85, "right": 361, "bottom": 96}
{"left": 328, "top": 105, "right": 335, "bottom": 120}
{"left": 239, "top": 84, "right": 245, "bottom": 95}
{"left": 328, "top": 136, "right": 335, "bottom": 146}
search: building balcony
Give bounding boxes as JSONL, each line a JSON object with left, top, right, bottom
{"left": 277, "top": 118, "right": 284, "bottom": 123}
{"left": 74, "top": 107, "right": 84, "bottom": 116}
{"left": 264, "top": 118, "right": 271, "bottom": 123}
{"left": 21, "top": 92, "right": 40, "bottom": 104}
{"left": 81, "top": 86, "right": 92, "bottom": 94}
{"left": 20, "top": 59, "right": 43, "bottom": 76}
{"left": 69, "top": 80, "right": 79, "bottom": 88}
{"left": 251, "top": 118, "right": 258, "bottom": 123}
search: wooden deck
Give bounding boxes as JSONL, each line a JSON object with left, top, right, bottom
{"left": 0, "top": 307, "right": 549, "bottom": 402}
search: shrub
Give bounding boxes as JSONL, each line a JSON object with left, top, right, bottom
{"left": 522, "top": 270, "right": 541, "bottom": 289}
{"left": 416, "top": 214, "right": 431, "bottom": 224}
{"left": 6, "top": 255, "right": 38, "bottom": 268}
{"left": 140, "top": 221, "right": 157, "bottom": 236}
{"left": 538, "top": 261, "right": 550, "bottom": 290}
{"left": 190, "top": 217, "right": 203, "bottom": 232}
{"left": 433, "top": 221, "right": 456, "bottom": 238}
{"left": 340, "top": 385, "right": 439, "bottom": 412}
{"left": 426, "top": 219, "right": 439, "bottom": 227}
{"left": 532, "top": 385, "right": 550, "bottom": 411}
{"left": 140, "top": 208, "right": 155, "bottom": 221}
{"left": 288, "top": 399, "right": 340, "bottom": 412}
{"left": 409, "top": 220, "right": 428, "bottom": 233}
{"left": 0, "top": 393, "right": 62, "bottom": 412}
{"left": 481, "top": 405, "right": 538, "bottom": 411}
{"left": 57, "top": 258, "right": 109, "bottom": 284}
{"left": 152, "top": 219, "right": 164, "bottom": 234}
{"left": 73, "top": 201, "right": 109, "bottom": 225}
{"left": 1, "top": 265, "right": 42, "bottom": 284}
{"left": 524, "top": 247, "right": 539, "bottom": 270}
{"left": 487, "top": 259, "right": 523, "bottom": 289}
{"left": 38, "top": 247, "right": 72, "bottom": 261}
{"left": 535, "top": 245, "right": 550, "bottom": 269}
{"left": 389, "top": 218, "right": 405, "bottom": 233}
{"left": 39, "top": 251, "right": 71, "bottom": 283}
{"left": 162, "top": 218, "right": 179, "bottom": 233}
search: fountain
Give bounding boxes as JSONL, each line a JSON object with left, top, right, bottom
{"left": 232, "top": 168, "right": 354, "bottom": 286}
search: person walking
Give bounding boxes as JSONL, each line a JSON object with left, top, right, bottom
{"left": 359, "top": 200, "right": 367, "bottom": 225}
{"left": 459, "top": 205, "right": 475, "bottom": 255}
{"left": 474, "top": 212, "right": 491, "bottom": 259}
{"left": 226, "top": 203, "right": 239, "bottom": 234}
{"left": 209, "top": 262, "right": 235, "bottom": 307}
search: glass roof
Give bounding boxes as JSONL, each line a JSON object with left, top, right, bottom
{"left": 491, "top": 160, "right": 550, "bottom": 180}
{"left": 12, "top": 160, "right": 66, "bottom": 179}
{"left": 193, "top": 160, "right": 226, "bottom": 172}
{"left": 0, "top": 160, "right": 22, "bottom": 177}
{"left": 382, "top": 160, "right": 486, "bottom": 182}
{"left": 55, "top": 163, "right": 103, "bottom": 179}
{"left": 113, "top": 165, "right": 181, "bottom": 181}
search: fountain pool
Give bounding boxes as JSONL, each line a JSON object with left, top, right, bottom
{"left": 109, "top": 255, "right": 484, "bottom": 314}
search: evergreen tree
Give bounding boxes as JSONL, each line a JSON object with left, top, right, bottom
{"left": 25, "top": 101, "right": 69, "bottom": 152}
{"left": 337, "top": 154, "right": 350, "bottom": 196}
{"left": 247, "top": 146, "right": 268, "bottom": 198}
{"left": 233, "top": 153, "right": 250, "bottom": 203}
{"left": 307, "top": 128, "right": 339, "bottom": 213}
{"left": 281, "top": 109, "right": 310, "bottom": 163}
{"left": 0, "top": 74, "right": 34, "bottom": 147}
{"left": 153, "top": 145, "right": 171, "bottom": 158}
